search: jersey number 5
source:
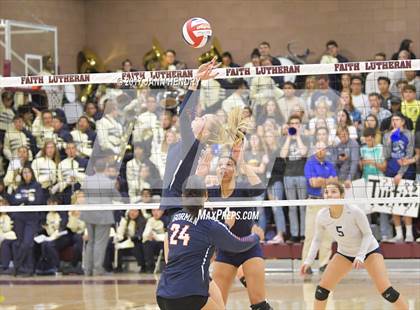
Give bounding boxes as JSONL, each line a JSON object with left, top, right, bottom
{"left": 170, "top": 224, "right": 190, "bottom": 246}
{"left": 336, "top": 226, "right": 344, "bottom": 237}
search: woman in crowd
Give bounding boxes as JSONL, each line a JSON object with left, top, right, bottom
{"left": 8, "top": 165, "right": 46, "bottom": 276}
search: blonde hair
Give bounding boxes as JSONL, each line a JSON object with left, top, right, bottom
{"left": 224, "top": 107, "right": 251, "bottom": 146}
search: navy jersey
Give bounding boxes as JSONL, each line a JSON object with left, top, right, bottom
{"left": 7, "top": 180, "right": 45, "bottom": 221}
{"left": 157, "top": 209, "right": 259, "bottom": 299}
{"left": 207, "top": 181, "right": 265, "bottom": 237}
{"left": 160, "top": 90, "right": 205, "bottom": 210}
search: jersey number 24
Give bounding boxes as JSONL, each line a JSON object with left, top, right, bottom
{"left": 170, "top": 224, "right": 190, "bottom": 246}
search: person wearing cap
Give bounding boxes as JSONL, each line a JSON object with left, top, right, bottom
{"left": 383, "top": 112, "right": 415, "bottom": 243}
{"left": 380, "top": 98, "right": 413, "bottom": 132}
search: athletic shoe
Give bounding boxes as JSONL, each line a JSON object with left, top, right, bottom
{"left": 381, "top": 236, "right": 390, "bottom": 242}
{"left": 416, "top": 237, "right": 420, "bottom": 242}
{"left": 405, "top": 235, "right": 414, "bottom": 242}
{"left": 267, "top": 235, "right": 284, "bottom": 244}
{"left": 386, "top": 236, "right": 404, "bottom": 243}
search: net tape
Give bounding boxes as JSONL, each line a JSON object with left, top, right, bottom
{"left": 1, "top": 197, "right": 418, "bottom": 213}
{"left": 1, "top": 59, "right": 419, "bottom": 88}
{"left": 1, "top": 59, "right": 419, "bottom": 215}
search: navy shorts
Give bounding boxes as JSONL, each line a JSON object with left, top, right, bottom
{"left": 215, "top": 243, "right": 263, "bottom": 267}
{"left": 338, "top": 247, "right": 382, "bottom": 263}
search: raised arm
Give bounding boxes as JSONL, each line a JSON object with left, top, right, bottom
{"left": 209, "top": 220, "right": 259, "bottom": 253}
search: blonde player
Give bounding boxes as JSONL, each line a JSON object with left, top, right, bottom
{"left": 300, "top": 181, "right": 408, "bottom": 310}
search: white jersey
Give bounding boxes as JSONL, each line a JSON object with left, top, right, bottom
{"left": 304, "top": 205, "right": 379, "bottom": 264}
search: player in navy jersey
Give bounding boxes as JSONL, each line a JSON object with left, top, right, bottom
{"left": 156, "top": 175, "right": 263, "bottom": 310}
{"left": 301, "top": 181, "right": 408, "bottom": 310}
{"left": 198, "top": 138, "right": 273, "bottom": 310}
{"left": 160, "top": 57, "right": 227, "bottom": 219}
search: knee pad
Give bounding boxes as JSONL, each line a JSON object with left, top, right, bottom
{"left": 315, "top": 285, "right": 330, "bottom": 301}
{"left": 382, "top": 286, "right": 400, "bottom": 303}
{"left": 250, "top": 301, "right": 273, "bottom": 310}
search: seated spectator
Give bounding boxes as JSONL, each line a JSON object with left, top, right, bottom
{"left": 359, "top": 128, "right": 391, "bottom": 242}
{"left": 122, "top": 58, "right": 136, "bottom": 72}
{"left": 401, "top": 85, "right": 420, "bottom": 129}
{"left": 142, "top": 209, "right": 165, "bottom": 273}
{"left": 4, "top": 146, "right": 31, "bottom": 194}
{"left": 320, "top": 40, "right": 349, "bottom": 91}
{"left": 113, "top": 209, "right": 147, "bottom": 273}
{"left": 0, "top": 91, "right": 16, "bottom": 139}
{"left": 31, "top": 140, "right": 59, "bottom": 198}
{"left": 250, "top": 56, "right": 284, "bottom": 106}
{"left": 8, "top": 165, "right": 45, "bottom": 276}
{"left": 199, "top": 78, "right": 226, "bottom": 114}
{"left": 391, "top": 39, "right": 416, "bottom": 60}
{"left": 383, "top": 113, "right": 415, "bottom": 242}
{"left": 332, "top": 126, "right": 360, "bottom": 188}
{"left": 3, "top": 115, "right": 36, "bottom": 161}
{"left": 308, "top": 98, "right": 335, "bottom": 136}
{"left": 339, "top": 73, "right": 351, "bottom": 93}
{"left": 278, "top": 82, "right": 307, "bottom": 123}
{"left": 32, "top": 109, "right": 55, "bottom": 149}
{"left": 258, "top": 41, "right": 283, "bottom": 87}
{"left": 403, "top": 71, "right": 420, "bottom": 99}
{"left": 338, "top": 91, "right": 362, "bottom": 127}
{"left": 335, "top": 109, "right": 358, "bottom": 142}
{"left": 71, "top": 116, "right": 96, "bottom": 158}
{"left": 362, "top": 114, "right": 382, "bottom": 145}
{"left": 222, "top": 79, "right": 249, "bottom": 114}
{"left": 390, "top": 50, "right": 411, "bottom": 94}
{"left": 280, "top": 115, "right": 310, "bottom": 243}
{"left": 84, "top": 102, "right": 102, "bottom": 128}
{"left": 380, "top": 97, "right": 414, "bottom": 132}
{"left": 310, "top": 75, "right": 339, "bottom": 111}
{"left": 244, "top": 48, "right": 260, "bottom": 85}
{"left": 162, "top": 50, "right": 187, "bottom": 70}
{"left": 53, "top": 142, "right": 87, "bottom": 204}
{"left": 0, "top": 206, "right": 17, "bottom": 273}
{"left": 52, "top": 115, "right": 72, "bottom": 160}
{"left": 244, "top": 134, "right": 267, "bottom": 186}
{"left": 378, "top": 76, "right": 399, "bottom": 111}
{"left": 96, "top": 99, "right": 123, "bottom": 155}
{"left": 221, "top": 51, "right": 240, "bottom": 68}
{"left": 256, "top": 98, "right": 284, "bottom": 127}
{"left": 351, "top": 76, "right": 370, "bottom": 119}
{"left": 151, "top": 129, "right": 179, "bottom": 179}
{"left": 300, "top": 76, "right": 317, "bottom": 117}
{"left": 368, "top": 92, "right": 392, "bottom": 125}
{"left": 394, "top": 79, "right": 409, "bottom": 99}
{"left": 365, "top": 52, "right": 387, "bottom": 95}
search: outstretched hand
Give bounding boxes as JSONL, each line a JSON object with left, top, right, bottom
{"left": 195, "top": 56, "right": 221, "bottom": 81}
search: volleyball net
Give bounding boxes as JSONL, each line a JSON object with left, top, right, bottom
{"left": 0, "top": 59, "right": 419, "bottom": 218}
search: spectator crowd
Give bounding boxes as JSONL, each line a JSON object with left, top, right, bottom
{"left": 0, "top": 39, "right": 419, "bottom": 276}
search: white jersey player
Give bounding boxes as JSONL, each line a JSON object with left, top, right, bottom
{"left": 301, "top": 181, "right": 408, "bottom": 310}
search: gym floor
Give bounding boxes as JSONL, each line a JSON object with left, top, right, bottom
{"left": 0, "top": 260, "right": 419, "bottom": 310}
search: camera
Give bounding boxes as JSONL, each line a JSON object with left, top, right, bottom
{"left": 288, "top": 127, "right": 297, "bottom": 135}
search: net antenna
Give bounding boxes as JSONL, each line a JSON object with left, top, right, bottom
{"left": 0, "top": 19, "right": 58, "bottom": 76}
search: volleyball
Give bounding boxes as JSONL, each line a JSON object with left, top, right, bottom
{"left": 182, "top": 17, "right": 212, "bottom": 48}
